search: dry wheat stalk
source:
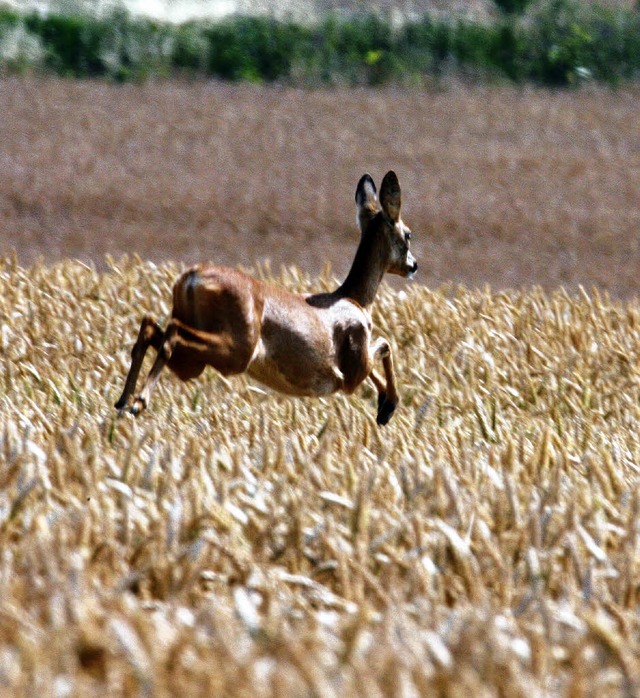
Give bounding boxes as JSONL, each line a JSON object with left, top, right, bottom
{"left": 0, "top": 257, "right": 639, "bottom": 695}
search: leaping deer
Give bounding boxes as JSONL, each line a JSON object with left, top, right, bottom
{"left": 114, "top": 171, "right": 417, "bottom": 425}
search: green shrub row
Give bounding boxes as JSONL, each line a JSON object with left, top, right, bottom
{"left": 1, "top": 1, "right": 639, "bottom": 86}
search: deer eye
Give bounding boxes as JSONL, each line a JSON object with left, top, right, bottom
{"left": 405, "top": 232, "right": 413, "bottom": 242}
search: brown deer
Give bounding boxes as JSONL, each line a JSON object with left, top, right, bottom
{"left": 114, "top": 171, "right": 417, "bottom": 425}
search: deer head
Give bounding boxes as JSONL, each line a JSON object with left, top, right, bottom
{"left": 355, "top": 170, "right": 418, "bottom": 278}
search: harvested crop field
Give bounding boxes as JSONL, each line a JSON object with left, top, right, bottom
{"left": 2, "top": 256, "right": 640, "bottom": 695}
{"left": 1, "top": 78, "right": 639, "bottom": 297}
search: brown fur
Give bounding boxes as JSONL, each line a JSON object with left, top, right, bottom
{"left": 114, "top": 171, "right": 417, "bottom": 425}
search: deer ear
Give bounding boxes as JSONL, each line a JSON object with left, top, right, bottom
{"left": 355, "top": 174, "right": 377, "bottom": 207}
{"left": 355, "top": 174, "right": 379, "bottom": 233}
{"left": 379, "top": 170, "right": 401, "bottom": 222}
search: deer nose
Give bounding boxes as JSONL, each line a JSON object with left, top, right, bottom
{"left": 411, "top": 260, "right": 418, "bottom": 274}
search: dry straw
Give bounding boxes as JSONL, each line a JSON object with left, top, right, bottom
{"left": 1, "top": 255, "right": 640, "bottom": 695}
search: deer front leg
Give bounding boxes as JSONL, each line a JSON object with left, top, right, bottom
{"left": 369, "top": 337, "right": 398, "bottom": 426}
{"left": 115, "top": 316, "right": 164, "bottom": 414}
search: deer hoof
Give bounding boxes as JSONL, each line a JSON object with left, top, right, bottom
{"left": 376, "top": 393, "right": 396, "bottom": 426}
{"left": 114, "top": 396, "right": 128, "bottom": 415}
{"left": 130, "top": 397, "right": 146, "bottom": 416}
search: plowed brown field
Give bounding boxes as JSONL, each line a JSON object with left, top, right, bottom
{"left": 2, "top": 78, "right": 639, "bottom": 296}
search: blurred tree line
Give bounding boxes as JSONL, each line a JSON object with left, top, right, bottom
{"left": 0, "top": 0, "right": 639, "bottom": 86}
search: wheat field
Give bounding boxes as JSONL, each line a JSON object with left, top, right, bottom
{"left": 1, "top": 254, "right": 640, "bottom": 695}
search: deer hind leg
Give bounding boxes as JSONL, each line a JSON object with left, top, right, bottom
{"left": 114, "top": 316, "right": 164, "bottom": 414}
{"left": 130, "top": 320, "right": 180, "bottom": 416}
{"left": 130, "top": 317, "right": 250, "bottom": 416}
{"left": 369, "top": 337, "right": 398, "bottom": 426}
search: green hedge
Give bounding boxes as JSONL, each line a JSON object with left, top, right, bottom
{"left": 1, "top": 1, "right": 639, "bottom": 85}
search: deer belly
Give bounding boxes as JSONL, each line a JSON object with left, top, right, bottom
{"left": 247, "top": 342, "right": 341, "bottom": 397}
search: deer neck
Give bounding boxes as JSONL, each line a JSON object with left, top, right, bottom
{"left": 335, "top": 230, "right": 387, "bottom": 308}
